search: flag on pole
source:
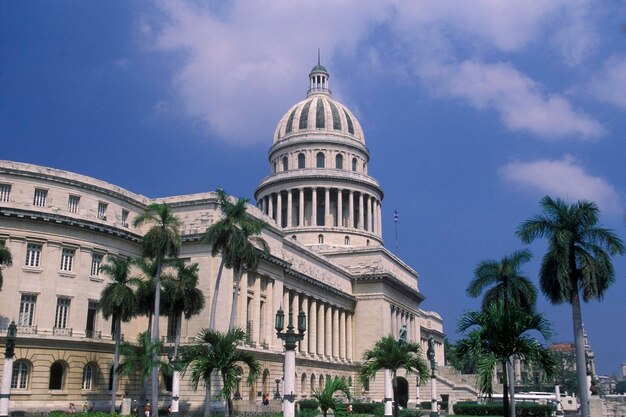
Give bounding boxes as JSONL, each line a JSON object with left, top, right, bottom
{"left": 394, "top": 210, "right": 398, "bottom": 223}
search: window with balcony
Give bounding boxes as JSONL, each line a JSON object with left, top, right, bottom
{"left": 0, "top": 184, "right": 11, "bottom": 202}
{"left": 86, "top": 301, "right": 99, "bottom": 339}
{"left": 60, "top": 248, "right": 75, "bottom": 272}
{"left": 33, "top": 189, "right": 47, "bottom": 207}
{"left": 12, "top": 361, "right": 30, "bottom": 390}
{"left": 68, "top": 195, "right": 80, "bottom": 213}
{"left": 25, "top": 244, "right": 42, "bottom": 268}
{"left": 55, "top": 297, "right": 71, "bottom": 329}
{"left": 91, "top": 253, "right": 102, "bottom": 276}
{"left": 97, "top": 202, "right": 107, "bottom": 219}
{"left": 18, "top": 294, "right": 37, "bottom": 327}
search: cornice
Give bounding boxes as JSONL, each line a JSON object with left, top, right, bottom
{"left": 353, "top": 273, "right": 426, "bottom": 303}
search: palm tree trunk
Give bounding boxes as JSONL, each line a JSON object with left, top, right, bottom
{"left": 204, "top": 382, "right": 212, "bottom": 417}
{"left": 571, "top": 287, "right": 590, "bottom": 417}
{"left": 171, "top": 313, "right": 182, "bottom": 415}
{"left": 502, "top": 360, "right": 510, "bottom": 417}
{"left": 507, "top": 357, "right": 516, "bottom": 417}
{"left": 110, "top": 316, "right": 122, "bottom": 413}
{"left": 226, "top": 397, "right": 233, "bottom": 417}
{"left": 229, "top": 268, "right": 243, "bottom": 331}
{"left": 151, "top": 261, "right": 162, "bottom": 417}
{"left": 209, "top": 255, "right": 226, "bottom": 330}
{"left": 392, "top": 374, "right": 399, "bottom": 417}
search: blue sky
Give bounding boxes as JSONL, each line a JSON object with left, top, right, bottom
{"left": 2, "top": 1, "right": 625, "bottom": 376}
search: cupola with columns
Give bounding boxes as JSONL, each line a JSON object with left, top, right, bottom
{"left": 255, "top": 59, "right": 384, "bottom": 248}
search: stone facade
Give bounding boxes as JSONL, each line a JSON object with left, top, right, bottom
{"left": 0, "top": 62, "right": 447, "bottom": 413}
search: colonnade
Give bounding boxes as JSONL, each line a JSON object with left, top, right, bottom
{"left": 283, "top": 289, "right": 354, "bottom": 361}
{"left": 258, "top": 187, "right": 382, "bottom": 236}
{"left": 390, "top": 305, "right": 418, "bottom": 343}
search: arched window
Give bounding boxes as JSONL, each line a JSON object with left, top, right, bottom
{"left": 282, "top": 156, "right": 289, "bottom": 171}
{"left": 352, "top": 158, "right": 357, "bottom": 172}
{"left": 272, "top": 162, "right": 277, "bottom": 174}
{"left": 12, "top": 361, "right": 30, "bottom": 389}
{"left": 363, "top": 162, "right": 367, "bottom": 173}
{"left": 318, "top": 234, "right": 324, "bottom": 244}
{"left": 335, "top": 154, "right": 343, "bottom": 169}
{"left": 301, "top": 373, "right": 307, "bottom": 397}
{"left": 49, "top": 361, "right": 65, "bottom": 390}
{"left": 319, "top": 375, "right": 324, "bottom": 390}
{"left": 310, "top": 374, "right": 316, "bottom": 395}
{"left": 163, "top": 371, "right": 173, "bottom": 392}
{"left": 82, "top": 363, "right": 95, "bottom": 390}
{"left": 316, "top": 152, "right": 325, "bottom": 168}
{"left": 108, "top": 365, "right": 114, "bottom": 391}
{"left": 363, "top": 377, "right": 370, "bottom": 392}
{"left": 344, "top": 236, "right": 350, "bottom": 246}
{"left": 297, "top": 153, "right": 305, "bottom": 169}
{"left": 366, "top": 239, "right": 370, "bottom": 246}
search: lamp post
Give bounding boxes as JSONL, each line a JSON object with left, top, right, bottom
{"left": 0, "top": 321, "right": 17, "bottom": 417}
{"left": 166, "top": 348, "right": 180, "bottom": 417}
{"left": 233, "top": 374, "right": 242, "bottom": 401}
{"left": 426, "top": 336, "right": 438, "bottom": 417}
{"left": 275, "top": 307, "right": 306, "bottom": 417}
{"left": 274, "top": 378, "right": 282, "bottom": 400}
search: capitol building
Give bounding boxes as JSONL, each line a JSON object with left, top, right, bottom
{"left": 0, "top": 62, "right": 470, "bottom": 413}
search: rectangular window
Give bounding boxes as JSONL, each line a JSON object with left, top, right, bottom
{"left": 55, "top": 298, "right": 71, "bottom": 328}
{"left": 33, "top": 189, "right": 47, "bottom": 207}
{"left": 18, "top": 294, "right": 37, "bottom": 326}
{"left": 60, "top": 248, "right": 75, "bottom": 272}
{"left": 0, "top": 184, "right": 11, "bottom": 202}
{"left": 97, "top": 202, "right": 107, "bottom": 219}
{"left": 121, "top": 209, "right": 129, "bottom": 226}
{"left": 68, "top": 195, "right": 80, "bottom": 213}
{"left": 90, "top": 253, "right": 102, "bottom": 276}
{"left": 25, "top": 244, "right": 42, "bottom": 268}
{"left": 86, "top": 301, "right": 98, "bottom": 336}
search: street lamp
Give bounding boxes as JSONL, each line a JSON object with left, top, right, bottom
{"left": 275, "top": 307, "right": 306, "bottom": 417}
{"left": 0, "top": 321, "right": 18, "bottom": 417}
{"left": 274, "top": 378, "right": 282, "bottom": 400}
{"left": 233, "top": 374, "right": 242, "bottom": 401}
{"left": 426, "top": 336, "right": 439, "bottom": 417}
{"left": 166, "top": 348, "right": 180, "bottom": 417}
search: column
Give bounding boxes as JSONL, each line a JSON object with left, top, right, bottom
{"left": 346, "top": 313, "right": 353, "bottom": 361}
{"left": 377, "top": 200, "right": 382, "bottom": 235}
{"left": 283, "top": 289, "right": 290, "bottom": 312}
{"left": 339, "top": 309, "right": 346, "bottom": 359}
{"left": 325, "top": 304, "right": 332, "bottom": 357}
{"left": 390, "top": 307, "right": 396, "bottom": 336}
{"left": 349, "top": 190, "right": 354, "bottom": 228}
{"left": 324, "top": 187, "right": 330, "bottom": 226}
{"left": 358, "top": 193, "right": 364, "bottom": 230}
{"left": 253, "top": 276, "right": 262, "bottom": 344}
{"left": 367, "top": 195, "right": 373, "bottom": 231}
{"left": 268, "top": 194, "right": 274, "bottom": 221}
{"left": 291, "top": 292, "right": 299, "bottom": 318}
{"left": 337, "top": 189, "right": 343, "bottom": 227}
{"left": 312, "top": 188, "right": 317, "bottom": 226}
{"left": 287, "top": 189, "right": 293, "bottom": 228}
{"left": 309, "top": 298, "right": 317, "bottom": 356}
{"left": 277, "top": 192, "right": 283, "bottom": 228}
{"left": 332, "top": 307, "right": 339, "bottom": 358}
{"left": 299, "top": 188, "right": 304, "bottom": 227}
{"left": 300, "top": 296, "right": 308, "bottom": 355}
{"left": 317, "top": 302, "right": 325, "bottom": 356}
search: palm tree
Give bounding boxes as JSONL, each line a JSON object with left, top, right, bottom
{"left": 456, "top": 301, "right": 557, "bottom": 417}
{"left": 99, "top": 256, "right": 140, "bottom": 413}
{"left": 202, "top": 189, "right": 270, "bottom": 330}
{"left": 466, "top": 249, "right": 537, "bottom": 416}
{"left": 162, "top": 259, "right": 205, "bottom": 415}
{"left": 179, "top": 328, "right": 261, "bottom": 417}
{"left": 133, "top": 202, "right": 181, "bottom": 417}
{"left": 0, "top": 244, "right": 13, "bottom": 292}
{"left": 517, "top": 196, "right": 624, "bottom": 417}
{"left": 312, "top": 376, "right": 352, "bottom": 417}
{"left": 118, "top": 331, "right": 171, "bottom": 411}
{"left": 359, "top": 335, "right": 429, "bottom": 417}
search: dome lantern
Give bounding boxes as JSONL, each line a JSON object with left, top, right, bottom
{"left": 308, "top": 49, "right": 330, "bottom": 96}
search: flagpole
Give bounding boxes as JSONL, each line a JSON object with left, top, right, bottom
{"left": 394, "top": 210, "right": 399, "bottom": 254}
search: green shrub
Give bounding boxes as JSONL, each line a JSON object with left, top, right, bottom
{"left": 351, "top": 402, "right": 384, "bottom": 416}
{"left": 296, "top": 409, "right": 319, "bottom": 417}
{"left": 298, "top": 399, "right": 320, "bottom": 411}
{"left": 418, "top": 401, "right": 447, "bottom": 410}
{"left": 452, "top": 402, "right": 554, "bottom": 417}
{"left": 48, "top": 413, "right": 122, "bottom": 417}
{"left": 398, "top": 409, "right": 424, "bottom": 417}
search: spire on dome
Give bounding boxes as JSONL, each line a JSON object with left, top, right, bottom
{"left": 308, "top": 49, "right": 330, "bottom": 96}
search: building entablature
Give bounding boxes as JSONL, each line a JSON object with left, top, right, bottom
{"left": 255, "top": 169, "right": 382, "bottom": 195}
{"left": 353, "top": 273, "right": 425, "bottom": 303}
{"left": 268, "top": 133, "right": 370, "bottom": 159}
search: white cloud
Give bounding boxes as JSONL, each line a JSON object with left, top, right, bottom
{"left": 500, "top": 156, "right": 622, "bottom": 214}
{"left": 144, "top": 0, "right": 604, "bottom": 144}
{"left": 419, "top": 60, "right": 604, "bottom": 139}
{"left": 587, "top": 55, "right": 626, "bottom": 109}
